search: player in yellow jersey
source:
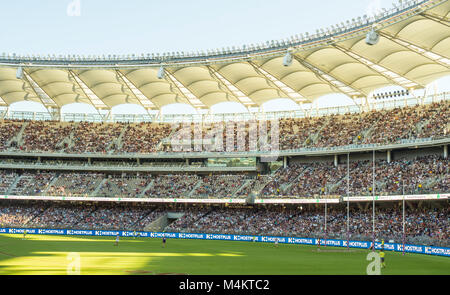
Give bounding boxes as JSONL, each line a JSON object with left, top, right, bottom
{"left": 380, "top": 251, "right": 386, "bottom": 268}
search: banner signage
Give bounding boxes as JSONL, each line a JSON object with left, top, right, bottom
{"left": 343, "top": 193, "right": 449, "bottom": 202}
{"left": 1, "top": 194, "right": 447, "bottom": 204}
{"left": 2, "top": 227, "right": 448, "bottom": 257}
{"left": 0, "top": 195, "right": 246, "bottom": 204}
{"left": 256, "top": 198, "right": 340, "bottom": 204}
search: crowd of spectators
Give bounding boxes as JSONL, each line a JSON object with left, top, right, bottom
{"left": 278, "top": 117, "right": 325, "bottom": 149}
{"left": 287, "top": 162, "right": 347, "bottom": 197}
{"left": 238, "top": 175, "right": 272, "bottom": 196}
{"left": 69, "top": 122, "right": 125, "bottom": 153}
{"left": 165, "top": 207, "right": 210, "bottom": 232}
{"left": 0, "top": 204, "right": 46, "bottom": 227}
{"left": 362, "top": 102, "right": 449, "bottom": 145}
{"left": 143, "top": 174, "right": 201, "bottom": 198}
{"left": 0, "top": 120, "right": 23, "bottom": 151}
{"left": 13, "top": 172, "right": 56, "bottom": 195}
{"left": 0, "top": 171, "right": 19, "bottom": 194}
{"left": 0, "top": 203, "right": 163, "bottom": 230}
{"left": 332, "top": 155, "right": 449, "bottom": 196}
{"left": 47, "top": 172, "right": 104, "bottom": 197}
{"left": 185, "top": 208, "right": 292, "bottom": 236}
{"left": 75, "top": 205, "right": 160, "bottom": 230}
{"left": 118, "top": 123, "right": 173, "bottom": 153}
{"left": 313, "top": 113, "right": 372, "bottom": 147}
{"left": 97, "top": 176, "right": 152, "bottom": 198}
{"left": 0, "top": 203, "right": 447, "bottom": 246}
{"left": 167, "top": 206, "right": 449, "bottom": 246}
{"left": 260, "top": 164, "right": 306, "bottom": 196}
{"left": 27, "top": 204, "right": 96, "bottom": 229}
{"left": 0, "top": 154, "right": 446, "bottom": 199}
{"left": 20, "top": 121, "right": 74, "bottom": 152}
{"left": 133, "top": 207, "right": 165, "bottom": 229}
{"left": 255, "top": 155, "right": 448, "bottom": 198}
{"left": 0, "top": 101, "right": 447, "bottom": 154}
{"left": 277, "top": 207, "right": 449, "bottom": 246}
{"left": 278, "top": 101, "right": 449, "bottom": 149}
{"left": 194, "top": 175, "right": 249, "bottom": 198}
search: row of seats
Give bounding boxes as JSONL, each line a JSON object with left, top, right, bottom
{"left": 0, "top": 101, "right": 448, "bottom": 154}
{"left": 167, "top": 206, "right": 449, "bottom": 247}
{"left": 0, "top": 203, "right": 163, "bottom": 231}
{"left": 0, "top": 203, "right": 447, "bottom": 247}
{"left": 263, "top": 155, "right": 448, "bottom": 197}
{"left": 0, "top": 155, "right": 447, "bottom": 198}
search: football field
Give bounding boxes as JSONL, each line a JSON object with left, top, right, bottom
{"left": 0, "top": 234, "right": 448, "bottom": 275}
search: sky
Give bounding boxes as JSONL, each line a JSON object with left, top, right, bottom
{"left": 1, "top": 0, "right": 449, "bottom": 115}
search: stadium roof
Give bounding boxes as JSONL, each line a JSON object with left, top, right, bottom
{"left": 0, "top": 0, "right": 449, "bottom": 112}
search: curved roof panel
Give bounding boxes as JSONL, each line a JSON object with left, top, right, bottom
{"left": 0, "top": 0, "right": 448, "bottom": 111}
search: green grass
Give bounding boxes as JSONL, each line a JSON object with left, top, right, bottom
{"left": 0, "top": 234, "right": 448, "bottom": 275}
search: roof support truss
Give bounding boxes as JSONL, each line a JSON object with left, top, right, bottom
{"left": 292, "top": 55, "right": 364, "bottom": 98}
{"left": 100, "top": 109, "right": 112, "bottom": 122}
{"left": 420, "top": 12, "right": 450, "bottom": 27}
{"left": 206, "top": 66, "right": 256, "bottom": 107}
{"left": 247, "top": 61, "right": 309, "bottom": 104}
{"left": 22, "top": 70, "right": 59, "bottom": 110}
{"left": 0, "top": 95, "right": 7, "bottom": 106}
{"left": 164, "top": 70, "right": 206, "bottom": 109}
{"left": 333, "top": 44, "right": 421, "bottom": 89}
{"left": 68, "top": 70, "right": 109, "bottom": 110}
{"left": 115, "top": 70, "right": 156, "bottom": 111}
{"left": 379, "top": 31, "right": 450, "bottom": 67}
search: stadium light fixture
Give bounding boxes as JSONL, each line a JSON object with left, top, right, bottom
{"left": 283, "top": 51, "right": 293, "bottom": 67}
{"left": 157, "top": 66, "right": 165, "bottom": 79}
{"left": 366, "top": 27, "right": 380, "bottom": 46}
{"left": 16, "top": 66, "right": 23, "bottom": 79}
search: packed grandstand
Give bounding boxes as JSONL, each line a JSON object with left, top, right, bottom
{"left": 0, "top": 0, "right": 448, "bottom": 252}
{"left": 0, "top": 202, "right": 448, "bottom": 247}
{"left": 0, "top": 100, "right": 448, "bottom": 154}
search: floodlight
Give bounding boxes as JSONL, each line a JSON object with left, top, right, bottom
{"left": 283, "top": 51, "right": 293, "bottom": 67}
{"left": 365, "top": 28, "right": 379, "bottom": 45}
{"left": 16, "top": 66, "right": 23, "bottom": 79}
{"left": 157, "top": 66, "right": 165, "bottom": 79}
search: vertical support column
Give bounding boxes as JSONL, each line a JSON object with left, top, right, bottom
{"left": 88, "top": 157, "right": 91, "bottom": 165}
{"left": 433, "top": 83, "right": 438, "bottom": 102}
{"left": 364, "top": 96, "right": 370, "bottom": 112}
{"left": 444, "top": 145, "right": 448, "bottom": 159}
{"left": 186, "top": 158, "right": 189, "bottom": 165}
{"left": 137, "top": 158, "right": 141, "bottom": 165}
{"left": 387, "top": 150, "right": 391, "bottom": 163}
{"left": 283, "top": 156, "right": 287, "bottom": 168}
{"left": 334, "top": 154, "right": 338, "bottom": 167}
{"left": 50, "top": 107, "right": 61, "bottom": 121}
{"left": 257, "top": 159, "right": 270, "bottom": 174}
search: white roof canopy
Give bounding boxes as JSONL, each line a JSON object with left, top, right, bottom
{"left": 0, "top": 0, "right": 448, "bottom": 110}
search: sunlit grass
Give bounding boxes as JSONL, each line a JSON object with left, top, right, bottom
{"left": 0, "top": 234, "right": 448, "bottom": 275}
{"left": 3, "top": 234, "right": 145, "bottom": 243}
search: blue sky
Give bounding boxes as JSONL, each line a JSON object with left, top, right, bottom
{"left": 1, "top": 0, "right": 394, "bottom": 55}
{"left": 1, "top": 0, "right": 449, "bottom": 114}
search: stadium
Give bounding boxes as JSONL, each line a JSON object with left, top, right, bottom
{"left": 0, "top": 0, "right": 449, "bottom": 276}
